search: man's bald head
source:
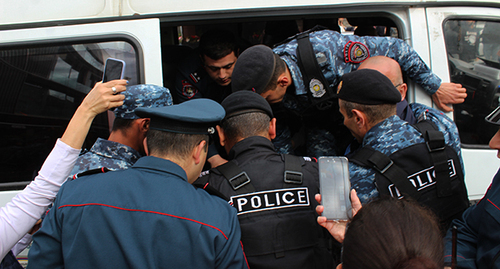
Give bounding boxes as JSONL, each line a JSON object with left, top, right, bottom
{"left": 358, "top": 56, "right": 406, "bottom": 100}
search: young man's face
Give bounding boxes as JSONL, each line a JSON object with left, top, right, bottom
{"left": 203, "top": 52, "right": 237, "bottom": 86}
{"left": 260, "top": 86, "right": 287, "bottom": 104}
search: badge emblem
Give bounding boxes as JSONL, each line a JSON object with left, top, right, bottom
{"left": 309, "top": 78, "right": 326, "bottom": 98}
{"left": 344, "top": 41, "right": 370, "bottom": 63}
{"left": 182, "top": 80, "right": 198, "bottom": 98}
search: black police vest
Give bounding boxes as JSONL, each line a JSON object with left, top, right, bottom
{"left": 214, "top": 154, "right": 334, "bottom": 269}
{"left": 349, "top": 120, "right": 469, "bottom": 229}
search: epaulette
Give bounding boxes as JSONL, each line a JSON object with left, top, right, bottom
{"left": 72, "top": 167, "right": 110, "bottom": 180}
{"left": 193, "top": 182, "right": 230, "bottom": 201}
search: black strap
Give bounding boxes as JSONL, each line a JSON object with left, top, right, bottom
{"left": 296, "top": 32, "right": 336, "bottom": 111}
{"left": 217, "top": 161, "right": 255, "bottom": 194}
{"left": 414, "top": 120, "right": 453, "bottom": 197}
{"left": 350, "top": 146, "right": 420, "bottom": 199}
{"left": 283, "top": 154, "right": 303, "bottom": 187}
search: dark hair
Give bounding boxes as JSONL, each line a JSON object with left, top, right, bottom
{"left": 342, "top": 198, "right": 443, "bottom": 269}
{"left": 112, "top": 118, "right": 135, "bottom": 132}
{"left": 146, "top": 129, "right": 208, "bottom": 159}
{"left": 261, "top": 55, "right": 286, "bottom": 94}
{"left": 221, "top": 112, "right": 270, "bottom": 142}
{"left": 199, "top": 30, "right": 238, "bottom": 60}
{"left": 340, "top": 99, "right": 396, "bottom": 125}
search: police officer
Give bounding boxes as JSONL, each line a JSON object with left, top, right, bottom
{"left": 231, "top": 30, "right": 467, "bottom": 157}
{"left": 338, "top": 69, "right": 468, "bottom": 230}
{"left": 70, "top": 84, "right": 172, "bottom": 178}
{"left": 347, "top": 56, "right": 463, "bottom": 167}
{"left": 443, "top": 106, "right": 500, "bottom": 269}
{"left": 174, "top": 29, "right": 239, "bottom": 104}
{"left": 28, "top": 99, "right": 248, "bottom": 269}
{"left": 194, "top": 91, "right": 335, "bottom": 269}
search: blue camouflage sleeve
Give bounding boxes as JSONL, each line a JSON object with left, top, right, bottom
{"left": 361, "top": 35, "right": 442, "bottom": 95}
{"left": 348, "top": 162, "right": 379, "bottom": 204}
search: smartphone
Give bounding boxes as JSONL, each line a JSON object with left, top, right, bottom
{"left": 318, "top": 156, "right": 352, "bottom": 221}
{"left": 102, "top": 58, "right": 126, "bottom": 82}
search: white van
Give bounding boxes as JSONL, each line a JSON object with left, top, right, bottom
{"left": 0, "top": 0, "right": 499, "bottom": 204}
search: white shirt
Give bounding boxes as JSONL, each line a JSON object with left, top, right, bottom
{"left": 0, "top": 139, "right": 80, "bottom": 259}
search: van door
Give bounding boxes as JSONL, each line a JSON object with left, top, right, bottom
{"left": 425, "top": 6, "right": 500, "bottom": 200}
{"left": 0, "top": 18, "right": 163, "bottom": 205}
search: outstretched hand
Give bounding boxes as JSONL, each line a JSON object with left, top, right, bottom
{"left": 315, "top": 189, "right": 362, "bottom": 243}
{"left": 80, "top": 80, "right": 128, "bottom": 117}
{"left": 432, "top": 82, "right": 467, "bottom": 112}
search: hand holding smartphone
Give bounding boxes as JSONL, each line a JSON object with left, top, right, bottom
{"left": 102, "top": 58, "right": 126, "bottom": 83}
{"left": 318, "top": 156, "right": 352, "bottom": 221}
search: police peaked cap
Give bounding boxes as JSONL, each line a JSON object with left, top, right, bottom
{"left": 336, "top": 69, "right": 401, "bottom": 105}
{"left": 135, "top": 98, "right": 225, "bottom": 135}
{"left": 231, "top": 45, "right": 278, "bottom": 94}
{"left": 221, "top": 91, "right": 274, "bottom": 121}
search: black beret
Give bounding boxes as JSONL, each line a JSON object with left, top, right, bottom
{"left": 231, "top": 45, "right": 277, "bottom": 94}
{"left": 135, "top": 98, "right": 225, "bottom": 135}
{"left": 221, "top": 91, "right": 274, "bottom": 120}
{"left": 336, "top": 69, "right": 401, "bottom": 105}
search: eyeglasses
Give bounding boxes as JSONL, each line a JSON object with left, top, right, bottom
{"left": 485, "top": 106, "right": 500, "bottom": 125}
{"left": 394, "top": 82, "right": 403, "bottom": 88}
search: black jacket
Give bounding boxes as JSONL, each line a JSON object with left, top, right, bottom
{"left": 195, "top": 136, "right": 335, "bottom": 269}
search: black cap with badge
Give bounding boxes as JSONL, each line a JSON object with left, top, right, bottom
{"left": 135, "top": 98, "right": 225, "bottom": 135}
{"left": 336, "top": 69, "right": 401, "bottom": 105}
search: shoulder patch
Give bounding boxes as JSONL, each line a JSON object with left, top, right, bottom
{"left": 344, "top": 41, "right": 370, "bottom": 63}
{"left": 182, "top": 80, "right": 198, "bottom": 98}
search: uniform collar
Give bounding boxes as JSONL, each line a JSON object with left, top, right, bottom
{"left": 362, "top": 115, "right": 404, "bottom": 147}
{"left": 90, "top": 138, "right": 142, "bottom": 163}
{"left": 228, "top": 136, "right": 276, "bottom": 160}
{"left": 132, "top": 156, "right": 188, "bottom": 181}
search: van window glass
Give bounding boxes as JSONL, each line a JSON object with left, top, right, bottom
{"left": 0, "top": 41, "right": 138, "bottom": 188}
{"left": 444, "top": 20, "right": 500, "bottom": 147}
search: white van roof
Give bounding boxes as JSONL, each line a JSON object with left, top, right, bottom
{"left": 0, "top": 0, "right": 498, "bottom": 26}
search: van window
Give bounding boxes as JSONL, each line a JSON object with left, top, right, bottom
{"left": 0, "top": 41, "right": 138, "bottom": 189}
{"left": 444, "top": 19, "right": 500, "bottom": 147}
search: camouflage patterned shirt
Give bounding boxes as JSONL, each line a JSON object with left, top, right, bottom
{"left": 273, "top": 29, "right": 442, "bottom": 96}
{"left": 69, "top": 138, "right": 142, "bottom": 179}
{"left": 349, "top": 112, "right": 463, "bottom": 204}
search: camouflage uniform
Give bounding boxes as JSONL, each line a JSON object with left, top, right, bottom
{"left": 349, "top": 112, "right": 463, "bottom": 204}
{"left": 70, "top": 84, "right": 172, "bottom": 179}
{"left": 69, "top": 138, "right": 142, "bottom": 178}
{"left": 271, "top": 30, "right": 442, "bottom": 157}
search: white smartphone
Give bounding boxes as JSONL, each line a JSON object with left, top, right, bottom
{"left": 318, "top": 156, "right": 352, "bottom": 221}
{"left": 102, "top": 58, "right": 126, "bottom": 82}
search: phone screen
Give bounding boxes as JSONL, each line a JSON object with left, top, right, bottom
{"left": 102, "top": 58, "right": 125, "bottom": 82}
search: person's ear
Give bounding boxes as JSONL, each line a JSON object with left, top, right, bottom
{"left": 216, "top": 125, "right": 226, "bottom": 147}
{"left": 143, "top": 137, "right": 149, "bottom": 156}
{"left": 399, "top": 83, "right": 408, "bottom": 100}
{"left": 277, "top": 73, "right": 290, "bottom": 88}
{"left": 352, "top": 109, "right": 365, "bottom": 126}
{"left": 140, "top": 118, "right": 150, "bottom": 132}
{"left": 336, "top": 263, "right": 343, "bottom": 269}
{"left": 193, "top": 140, "right": 207, "bottom": 165}
{"left": 269, "top": 118, "right": 277, "bottom": 139}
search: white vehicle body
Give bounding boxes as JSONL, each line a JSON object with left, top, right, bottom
{"left": 0, "top": 0, "right": 499, "bottom": 206}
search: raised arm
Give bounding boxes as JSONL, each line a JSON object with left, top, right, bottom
{"left": 0, "top": 80, "right": 127, "bottom": 259}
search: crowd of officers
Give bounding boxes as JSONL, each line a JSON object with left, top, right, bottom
{"left": 0, "top": 26, "right": 498, "bottom": 269}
